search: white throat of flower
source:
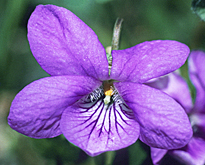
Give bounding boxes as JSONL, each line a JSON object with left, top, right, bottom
{"left": 104, "top": 86, "right": 116, "bottom": 105}
{"left": 82, "top": 81, "right": 122, "bottom": 106}
{"left": 103, "top": 81, "right": 116, "bottom": 105}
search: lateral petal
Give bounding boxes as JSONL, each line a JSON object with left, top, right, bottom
{"left": 8, "top": 76, "right": 101, "bottom": 138}
{"left": 110, "top": 40, "right": 189, "bottom": 83}
{"left": 114, "top": 82, "right": 193, "bottom": 149}
{"left": 61, "top": 88, "right": 140, "bottom": 156}
{"left": 28, "top": 5, "right": 109, "bottom": 80}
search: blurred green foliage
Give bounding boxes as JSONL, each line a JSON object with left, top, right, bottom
{"left": 192, "top": 0, "right": 205, "bottom": 21}
{"left": 0, "top": 0, "right": 204, "bottom": 164}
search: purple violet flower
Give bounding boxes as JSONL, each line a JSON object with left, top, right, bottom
{"left": 8, "top": 4, "right": 192, "bottom": 156}
{"left": 150, "top": 51, "right": 205, "bottom": 165}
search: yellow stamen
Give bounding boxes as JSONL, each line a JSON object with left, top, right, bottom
{"left": 103, "top": 81, "right": 114, "bottom": 105}
{"left": 105, "top": 89, "right": 113, "bottom": 96}
{"left": 104, "top": 88, "right": 114, "bottom": 105}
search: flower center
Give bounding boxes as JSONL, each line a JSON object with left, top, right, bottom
{"left": 103, "top": 81, "right": 114, "bottom": 105}
{"left": 78, "top": 81, "right": 135, "bottom": 120}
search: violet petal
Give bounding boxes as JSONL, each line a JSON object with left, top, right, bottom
{"left": 171, "top": 137, "right": 205, "bottom": 165}
{"left": 114, "top": 82, "right": 193, "bottom": 149}
{"left": 8, "top": 76, "right": 101, "bottom": 138}
{"left": 190, "top": 114, "right": 205, "bottom": 139}
{"left": 60, "top": 90, "right": 140, "bottom": 156}
{"left": 110, "top": 40, "right": 189, "bottom": 83}
{"left": 28, "top": 5, "right": 109, "bottom": 80}
{"left": 146, "top": 72, "right": 193, "bottom": 113}
{"left": 189, "top": 50, "right": 205, "bottom": 113}
{"left": 151, "top": 147, "right": 167, "bottom": 165}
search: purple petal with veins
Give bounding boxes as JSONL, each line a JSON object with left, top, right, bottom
{"left": 8, "top": 3, "right": 193, "bottom": 157}
{"left": 61, "top": 86, "right": 140, "bottom": 156}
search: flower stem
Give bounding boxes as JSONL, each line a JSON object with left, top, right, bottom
{"left": 107, "top": 18, "right": 123, "bottom": 75}
{"left": 105, "top": 151, "right": 116, "bottom": 165}
{"left": 111, "top": 18, "right": 123, "bottom": 51}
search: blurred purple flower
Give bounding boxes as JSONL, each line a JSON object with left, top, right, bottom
{"left": 150, "top": 51, "right": 205, "bottom": 165}
{"left": 8, "top": 5, "right": 192, "bottom": 156}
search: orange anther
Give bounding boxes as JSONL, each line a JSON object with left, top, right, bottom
{"left": 105, "top": 89, "right": 113, "bottom": 96}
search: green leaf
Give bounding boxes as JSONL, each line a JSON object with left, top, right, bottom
{"left": 192, "top": 0, "right": 205, "bottom": 21}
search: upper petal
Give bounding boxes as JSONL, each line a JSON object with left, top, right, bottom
{"left": 114, "top": 82, "right": 193, "bottom": 149}
{"left": 28, "top": 5, "right": 109, "bottom": 80}
{"left": 146, "top": 72, "right": 193, "bottom": 114}
{"left": 60, "top": 86, "right": 140, "bottom": 156}
{"left": 110, "top": 40, "right": 190, "bottom": 83}
{"left": 189, "top": 50, "right": 205, "bottom": 113}
{"left": 8, "top": 76, "right": 101, "bottom": 138}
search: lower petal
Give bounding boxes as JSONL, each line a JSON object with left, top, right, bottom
{"left": 60, "top": 86, "right": 140, "bottom": 156}
{"left": 115, "top": 82, "right": 193, "bottom": 149}
{"left": 8, "top": 76, "right": 101, "bottom": 138}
